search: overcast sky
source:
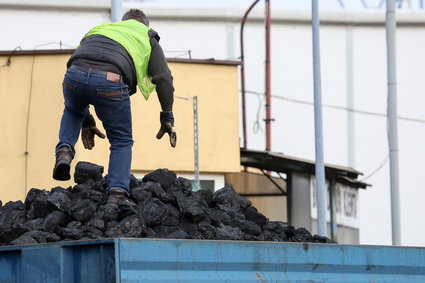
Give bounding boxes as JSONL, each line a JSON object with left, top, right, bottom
{"left": 124, "top": 0, "right": 424, "bottom": 10}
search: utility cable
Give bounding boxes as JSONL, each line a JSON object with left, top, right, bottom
{"left": 24, "top": 54, "right": 37, "bottom": 195}
{"left": 243, "top": 89, "right": 411, "bottom": 183}
{"left": 252, "top": 91, "right": 264, "bottom": 134}
{"left": 34, "top": 41, "right": 76, "bottom": 49}
{"left": 165, "top": 50, "right": 192, "bottom": 59}
{"left": 0, "top": 46, "right": 22, "bottom": 68}
{"left": 360, "top": 154, "right": 389, "bottom": 182}
{"left": 22, "top": 41, "right": 76, "bottom": 193}
{"left": 244, "top": 90, "right": 425, "bottom": 124}
{"left": 175, "top": 95, "right": 193, "bottom": 102}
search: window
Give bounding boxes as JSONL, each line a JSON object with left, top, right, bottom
{"left": 132, "top": 173, "right": 225, "bottom": 192}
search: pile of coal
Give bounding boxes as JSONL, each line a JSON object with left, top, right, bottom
{"left": 0, "top": 162, "right": 335, "bottom": 246}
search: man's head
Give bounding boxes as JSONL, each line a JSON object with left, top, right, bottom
{"left": 122, "top": 9, "right": 149, "bottom": 26}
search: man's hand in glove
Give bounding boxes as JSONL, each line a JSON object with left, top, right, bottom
{"left": 81, "top": 114, "right": 106, "bottom": 150}
{"left": 156, "top": 111, "right": 177, "bottom": 147}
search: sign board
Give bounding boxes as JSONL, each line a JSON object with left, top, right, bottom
{"left": 310, "top": 176, "right": 359, "bottom": 228}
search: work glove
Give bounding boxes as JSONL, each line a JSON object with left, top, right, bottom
{"left": 81, "top": 114, "right": 106, "bottom": 150}
{"left": 156, "top": 111, "right": 177, "bottom": 147}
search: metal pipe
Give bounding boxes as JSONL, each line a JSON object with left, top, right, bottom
{"left": 193, "top": 96, "right": 200, "bottom": 191}
{"left": 346, "top": 27, "right": 356, "bottom": 168}
{"left": 265, "top": 0, "right": 272, "bottom": 152}
{"left": 111, "top": 0, "right": 122, "bottom": 22}
{"left": 311, "top": 0, "right": 328, "bottom": 237}
{"left": 240, "top": 0, "right": 260, "bottom": 149}
{"left": 386, "top": 0, "right": 401, "bottom": 246}
{"left": 287, "top": 173, "right": 293, "bottom": 224}
{"left": 329, "top": 179, "right": 338, "bottom": 241}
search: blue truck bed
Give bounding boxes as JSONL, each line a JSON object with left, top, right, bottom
{"left": 0, "top": 238, "right": 424, "bottom": 282}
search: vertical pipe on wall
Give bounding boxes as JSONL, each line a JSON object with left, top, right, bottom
{"left": 346, "top": 27, "right": 356, "bottom": 168}
{"left": 386, "top": 0, "right": 401, "bottom": 246}
{"left": 329, "top": 179, "right": 338, "bottom": 241}
{"left": 265, "top": 0, "right": 272, "bottom": 152}
{"left": 311, "top": 0, "right": 327, "bottom": 237}
{"left": 240, "top": 0, "right": 260, "bottom": 149}
{"left": 193, "top": 96, "right": 200, "bottom": 191}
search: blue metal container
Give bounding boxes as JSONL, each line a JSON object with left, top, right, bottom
{"left": 1, "top": 238, "right": 424, "bottom": 282}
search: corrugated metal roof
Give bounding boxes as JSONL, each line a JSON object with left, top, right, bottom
{"left": 240, "top": 148, "right": 369, "bottom": 189}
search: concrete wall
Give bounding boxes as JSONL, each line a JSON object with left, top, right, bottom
{"left": 0, "top": 52, "right": 240, "bottom": 202}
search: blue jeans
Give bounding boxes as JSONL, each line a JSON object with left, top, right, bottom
{"left": 56, "top": 65, "right": 133, "bottom": 194}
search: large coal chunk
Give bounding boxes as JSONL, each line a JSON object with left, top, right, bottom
{"left": 0, "top": 203, "right": 27, "bottom": 243}
{"left": 193, "top": 189, "right": 214, "bottom": 207}
{"left": 0, "top": 201, "right": 25, "bottom": 230}
{"left": 263, "top": 221, "right": 290, "bottom": 234}
{"left": 43, "top": 211, "right": 67, "bottom": 232}
{"left": 175, "top": 192, "right": 208, "bottom": 223}
{"left": 22, "top": 230, "right": 61, "bottom": 243}
{"left": 24, "top": 189, "right": 48, "bottom": 210}
{"left": 290, "top": 227, "right": 314, "bottom": 242}
{"left": 179, "top": 222, "right": 200, "bottom": 238}
{"left": 72, "top": 179, "right": 105, "bottom": 194}
{"left": 198, "top": 223, "right": 217, "bottom": 240}
{"left": 118, "top": 202, "right": 137, "bottom": 220}
{"left": 30, "top": 194, "right": 51, "bottom": 219}
{"left": 74, "top": 161, "right": 104, "bottom": 184}
{"left": 138, "top": 199, "right": 169, "bottom": 226}
{"left": 214, "top": 186, "right": 252, "bottom": 214}
{"left": 224, "top": 218, "right": 262, "bottom": 236}
{"left": 244, "top": 206, "right": 268, "bottom": 226}
{"left": 130, "top": 185, "right": 153, "bottom": 204}
{"left": 81, "top": 226, "right": 104, "bottom": 239}
{"left": 142, "top": 169, "right": 177, "bottom": 190}
{"left": 70, "top": 200, "right": 97, "bottom": 222}
{"left": 207, "top": 208, "right": 230, "bottom": 227}
{"left": 55, "top": 226, "right": 84, "bottom": 240}
{"left": 24, "top": 219, "right": 44, "bottom": 231}
{"left": 216, "top": 224, "right": 244, "bottom": 240}
{"left": 105, "top": 215, "right": 145, "bottom": 238}
{"left": 10, "top": 235, "right": 38, "bottom": 245}
{"left": 176, "top": 177, "right": 193, "bottom": 195}
{"left": 313, "top": 234, "right": 337, "bottom": 243}
{"left": 46, "top": 188, "right": 72, "bottom": 213}
{"left": 139, "top": 181, "right": 174, "bottom": 204}
{"left": 86, "top": 216, "right": 105, "bottom": 231}
{"left": 154, "top": 226, "right": 189, "bottom": 239}
{"left": 259, "top": 230, "right": 286, "bottom": 242}
{"left": 1, "top": 223, "right": 30, "bottom": 243}
{"left": 97, "top": 205, "right": 119, "bottom": 223}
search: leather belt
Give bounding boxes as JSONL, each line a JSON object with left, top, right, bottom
{"left": 70, "top": 65, "right": 122, "bottom": 83}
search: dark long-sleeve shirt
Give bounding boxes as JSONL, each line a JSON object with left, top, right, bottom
{"left": 68, "top": 30, "right": 174, "bottom": 111}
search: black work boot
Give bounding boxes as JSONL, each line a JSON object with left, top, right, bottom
{"left": 107, "top": 187, "right": 136, "bottom": 208}
{"left": 53, "top": 146, "right": 74, "bottom": 181}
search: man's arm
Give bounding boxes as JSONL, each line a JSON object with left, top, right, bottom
{"left": 148, "top": 37, "right": 176, "bottom": 147}
{"left": 148, "top": 38, "right": 174, "bottom": 111}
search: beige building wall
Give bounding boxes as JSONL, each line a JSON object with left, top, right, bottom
{"left": 0, "top": 51, "right": 240, "bottom": 202}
